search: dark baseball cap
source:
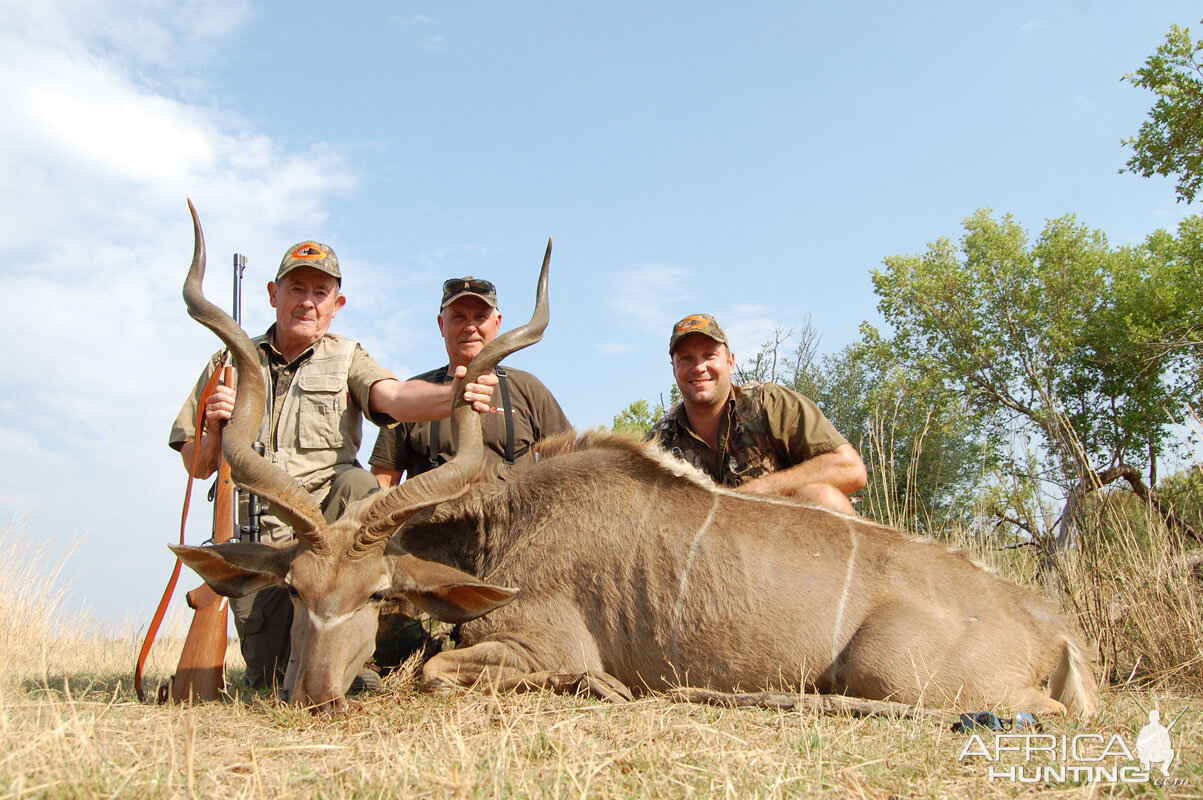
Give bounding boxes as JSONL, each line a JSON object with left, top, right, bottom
{"left": 441, "top": 276, "right": 498, "bottom": 309}
{"left": 669, "top": 313, "right": 729, "bottom": 354}
{"left": 277, "top": 241, "right": 340, "bottom": 283}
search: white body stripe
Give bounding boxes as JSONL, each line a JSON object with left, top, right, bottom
{"left": 670, "top": 494, "right": 721, "bottom": 659}
{"left": 832, "top": 524, "right": 859, "bottom": 662}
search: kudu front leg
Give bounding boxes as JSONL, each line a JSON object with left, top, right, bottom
{"left": 422, "top": 641, "right": 633, "bottom": 702}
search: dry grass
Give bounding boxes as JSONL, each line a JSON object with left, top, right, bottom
{"left": 1, "top": 523, "right": 1200, "bottom": 798}
{"left": 1061, "top": 495, "right": 1203, "bottom": 693}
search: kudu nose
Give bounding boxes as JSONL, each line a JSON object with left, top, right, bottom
{"left": 306, "top": 695, "right": 360, "bottom": 715}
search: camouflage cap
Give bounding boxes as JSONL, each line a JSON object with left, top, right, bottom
{"left": 276, "top": 241, "right": 340, "bottom": 283}
{"left": 440, "top": 276, "right": 498, "bottom": 310}
{"left": 669, "top": 313, "right": 729, "bottom": 354}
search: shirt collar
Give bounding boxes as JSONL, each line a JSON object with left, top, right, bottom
{"left": 259, "top": 324, "right": 318, "bottom": 368}
{"left": 673, "top": 385, "right": 738, "bottom": 435}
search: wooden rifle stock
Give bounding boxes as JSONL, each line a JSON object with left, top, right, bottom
{"left": 170, "top": 366, "right": 235, "bottom": 702}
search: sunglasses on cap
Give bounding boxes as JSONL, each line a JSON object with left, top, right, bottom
{"left": 442, "top": 278, "right": 496, "bottom": 295}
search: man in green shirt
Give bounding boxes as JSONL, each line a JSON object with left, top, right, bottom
{"left": 646, "top": 314, "right": 866, "bottom": 514}
{"left": 367, "top": 275, "right": 572, "bottom": 666}
{"left": 370, "top": 275, "right": 571, "bottom": 486}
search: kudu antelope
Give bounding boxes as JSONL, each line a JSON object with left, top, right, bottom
{"left": 174, "top": 204, "right": 1097, "bottom": 717}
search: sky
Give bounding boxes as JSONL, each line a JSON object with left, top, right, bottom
{"left": 1, "top": 0, "right": 1200, "bottom": 628}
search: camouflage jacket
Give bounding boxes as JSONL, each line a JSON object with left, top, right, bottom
{"left": 645, "top": 382, "right": 847, "bottom": 487}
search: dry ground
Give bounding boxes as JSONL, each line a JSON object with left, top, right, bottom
{"left": 2, "top": 524, "right": 1199, "bottom": 798}
{"left": 2, "top": 653, "right": 1200, "bottom": 799}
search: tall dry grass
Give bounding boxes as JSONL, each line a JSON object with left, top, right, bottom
{"left": 1060, "top": 494, "right": 1203, "bottom": 692}
{"left": 0, "top": 518, "right": 86, "bottom": 696}
{"left": 0, "top": 520, "right": 241, "bottom": 704}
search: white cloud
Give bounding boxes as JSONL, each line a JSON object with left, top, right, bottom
{"left": 5, "top": 1, "right": 254, "bottom": 77}
{"left": 386, "top": 11, "right": 444, "bottom": 50}
{"left": 721, "top": 305, "right": 783, "bottom": 361}
{"left": 608, "top": 264, "right": 693, "bottom": 332}
{"left": 390, "top": 13, "right": 432, "bottom": 26}
{"left": 0, "top": 0, "right": 354, "bottom": 625}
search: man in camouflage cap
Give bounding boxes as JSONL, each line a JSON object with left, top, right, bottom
{"left": 169, "top": 241, "right": 497, "bottom": 690}
{"left": 645, "top": 314, "right": 866, "bottom": 513}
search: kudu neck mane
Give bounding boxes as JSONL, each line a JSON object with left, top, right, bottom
{"left": 395, "top": 431, "right": 710, "bottom": 571}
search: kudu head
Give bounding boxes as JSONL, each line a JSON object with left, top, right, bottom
{"left": 171, "top": 200, "right": 550, "bottom": 711}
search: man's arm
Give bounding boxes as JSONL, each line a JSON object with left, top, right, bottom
{"left": 176, "top": 382, "right": 235, "bottom": 479}
{"left": 371, "top": 467, "right": 403, "bottom": 490}
{"left": 181, "top": 375, "right": 495, "bottom": 478}
{"left": 738, "top": 443, "right": 866, "bottom": 498}
{"left": 368, "top": 424, "right": 405, "bottom": 490}
{"left": 368, "top": 367, "right": 498, "bottom": 423}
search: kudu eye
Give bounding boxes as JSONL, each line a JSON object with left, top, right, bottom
{"left": 284, "top": 584, "right": 299, "bottom": 598}
{"left": 369, "top": 590, "right": 390, "bottom": 603}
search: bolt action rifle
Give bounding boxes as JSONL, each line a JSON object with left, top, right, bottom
{"left": 136, "top": 253, "right": 257, "bottom": 702}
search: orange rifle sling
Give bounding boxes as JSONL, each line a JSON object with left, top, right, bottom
{"left": 171, "top": 367, "right": 236, "bottom": 702}
{"left": 134, "top": 363, "right": 227, "bottom": 703}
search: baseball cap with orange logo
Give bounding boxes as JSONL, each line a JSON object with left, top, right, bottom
{"left": 276, "top": 241, "right": 341, "bottom": 283}
{"left": 669, "top": 313, "right": 729, "bottom": 354}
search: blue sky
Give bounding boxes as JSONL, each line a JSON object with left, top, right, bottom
{"left": 1, "top": 0, "right": 1199, "bottom": 626}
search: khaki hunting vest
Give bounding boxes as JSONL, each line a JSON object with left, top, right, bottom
{"left": 253, "top": 333, "right": 361, "bottom": 504}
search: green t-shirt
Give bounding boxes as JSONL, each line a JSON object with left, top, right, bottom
{"left": 370, "top": 364, "right": 571, "bottom": 479}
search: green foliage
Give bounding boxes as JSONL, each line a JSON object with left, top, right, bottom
{"left": 611, "top": 399, "right": 657, "bottom": 436}
{"left": 871, "top": 209, "right": 1203, "bottom": 540}
{"left": 733, "top": 320, "right": 987, "bottom": 531}
{"left": 838, "top": 337, "right": 990, "bottom": 530}
{"left": 1122, "top": 21, "right": 1203, "bottom": 203}
{"left": 610, "top": 388, "right": 676, "bottom": 437}
{"left": 1155, "top": 465, "right": 1203, "bottom": 533}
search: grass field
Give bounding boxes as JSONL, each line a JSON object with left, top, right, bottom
{"left": 2, "top": 518, "right": 1200, "bottom": 799}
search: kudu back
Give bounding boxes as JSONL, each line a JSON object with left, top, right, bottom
{"left": 401, "top": 435, "right": 1096, "bottom": 717}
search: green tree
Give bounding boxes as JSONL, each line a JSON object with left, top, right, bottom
{"left": 611, "top": 399, "right": 657, "bottom": 436}
{"left": 838, "top": 336, "right": 990, "bottom": 531}
{"left": 610, "top": 387, "right": 677, "bottom": 437}
{"left": 1122, "top": 20, "right": 1203, "bottom": 203}
{"left": 734, "top": 319, "right": 988, "bottom": 531}
{"left": 871, "top": 209, "right": 1202, "bottom": 548}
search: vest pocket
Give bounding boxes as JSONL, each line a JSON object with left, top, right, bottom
{"left": 296, "top": 372, "right": 345, "bottom": 449}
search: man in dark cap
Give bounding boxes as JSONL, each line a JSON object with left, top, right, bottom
{"left": 368, "top": 276, "right": 571, "bottom": 662}
{"left": 646, "top": 313, "right": 865, "bottom": 513}
{"left": 370, "top": 275, "right": 570, "bottom": 485}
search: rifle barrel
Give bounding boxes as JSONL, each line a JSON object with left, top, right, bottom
{"left": 233, "top": 253, "right": 246, "bottom": 326}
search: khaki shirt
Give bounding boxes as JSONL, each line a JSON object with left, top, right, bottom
{"left": 370, "top": 364, "right": 571, "bottom": 479}
{"left": 645, "top": 382, "right": 847, "bottom": 487}
{"left": 169, "top": 328, "right": 395, "bottom": 507}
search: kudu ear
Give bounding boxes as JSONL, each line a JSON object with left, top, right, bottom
{"left": 170, "top": 542, "right": 297, "bottom": 598}
{"left": 386, "top": 553, "right": 518, "bottom": 624}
